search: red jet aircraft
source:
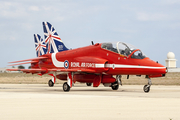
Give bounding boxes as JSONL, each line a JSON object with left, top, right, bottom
{"left": 7, "top": 22, "right": 167, "bottom": 93}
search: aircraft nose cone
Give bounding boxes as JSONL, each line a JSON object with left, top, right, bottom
{"left": 145, "top": 58, "right": 167, "bottom": 76}
{"left": 156, "top": 63, "right": 167, "bottom": 76}
{"left": 148, "top": 62, "right": 167, "bottom": 78}
{"left": 166, "top": 67, "right": 168, "bottom": 73}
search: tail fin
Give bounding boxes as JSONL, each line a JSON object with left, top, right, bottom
{"left": 42, "top": 21, "right": 69, "bottom": 54}
{"left": 34, "top": 34, "right": 47, "bottom": 57}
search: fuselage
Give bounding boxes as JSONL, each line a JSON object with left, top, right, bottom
{"left": 35, "top": 43, "right": 166, "bottom": 77}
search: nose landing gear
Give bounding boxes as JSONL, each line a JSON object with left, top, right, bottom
{"left": 143, "top": 78, "right": 152, "bottom": 93}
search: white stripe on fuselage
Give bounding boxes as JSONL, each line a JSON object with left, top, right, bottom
{"left": 51, "top": 53, "right": 64, "bottom": 67}
{"left": 95, "top": 64, "right": 105, "bottom": 68}
{"left": 105, "top": 64, "right": 166, "bottom": 69}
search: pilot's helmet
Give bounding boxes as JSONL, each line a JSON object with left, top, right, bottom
{"left": 106, "top": 44, "right": 112, "bottom": 49}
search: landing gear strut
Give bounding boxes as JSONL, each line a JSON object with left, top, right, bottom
{"left": 116, "top": 75, "right": 122, "bottom": 86}
{"left": 143, "top": 78, "right": 152, "bottom": 93}
{"left": 48, "top": 79, "right": 54, "bottom": 87}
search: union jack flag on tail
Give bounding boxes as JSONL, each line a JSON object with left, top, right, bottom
{"left": 34, "top": 34, "right": 47, "bottom": 57}
{"left": 42, "top": 22, "right": 69, "bottom": 54}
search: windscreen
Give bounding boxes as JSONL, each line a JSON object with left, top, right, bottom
{"left": 131, "top": 50, "right": 146, "bottom": 59}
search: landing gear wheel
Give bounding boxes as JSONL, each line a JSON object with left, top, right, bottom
{"left": 111, "top": 82, "right": 119, "bottom": 90}
{"left": 48, "top": 79, "right": 54, "bottom": 87}
{"left": 143, "top": 85, "right": 150, "bottom": 93}
{"left": 63, "top": 82, "right": 70, "bottom": 92}
{"left": 86, "top": 83, "right": 92, "bottom": 86}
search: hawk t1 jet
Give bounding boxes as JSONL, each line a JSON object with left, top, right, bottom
{"left": 7, "top": 22, "right": 167, "bottom": 93}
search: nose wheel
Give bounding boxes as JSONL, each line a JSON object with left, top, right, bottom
{"left": 143, "top": 85, "right": 150, "bottom": 93}
{"left": 143, "top": 78, "right": 152, "bottom": 93}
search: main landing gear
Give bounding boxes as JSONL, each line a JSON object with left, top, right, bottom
{"left": 48, "top": 74, "right": 56, "bottom": 87}
{"left": 143, "top": 78, "right": 152, "bottom": 93}
{"left": 111, "top": 75, "right": 122, "bottom": 90}
{"left": 111, "top": 81, "right": 119, "bottom": 90}
{"left": 62, "top": 72, "right": 73, "bottom": 92}
{"left": 48, "top": 79, "right": 54, "bottom": 87}
{"left": 63, "top": 82, "right": 70, "bottom": 92}
{"left": 86, "top": 83, "right": 92, "bottom": 86}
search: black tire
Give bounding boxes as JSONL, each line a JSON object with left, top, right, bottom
{"left": 63, "top": 82, "right": 70, "bottom": 92}
{"left": 143, "top": 85, "right": 150, "bottom": 93}
{"left": 111, "top": 82, "right": 119, "bottom": 90}
{"left": 48, "top": 79, "right": 54, "bottom": 87}
{"left": 86, "top": 83, "right": 92, "bottom": 86}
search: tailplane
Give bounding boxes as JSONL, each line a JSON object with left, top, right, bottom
{"left": 34, "top": 34, "right": 47, "bottom": 57}
{"left": 42, "top": 21, "right": 69, "bottom": 54}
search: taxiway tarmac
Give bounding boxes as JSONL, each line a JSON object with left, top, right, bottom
{"left": 0, "top": 84, "right": 180, "bottom": 120}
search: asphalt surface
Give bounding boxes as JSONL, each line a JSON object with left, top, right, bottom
{"left": 0, "top": 84, "right": 180, "bottom": 120}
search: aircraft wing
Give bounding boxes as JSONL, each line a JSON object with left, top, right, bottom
{"left": 8, "top": 57, "right": 48, "bottom": 63}
{"left": 8, "top": 61, "right": 39, "bottom": 66}
{"left": 6, "top": 68, "right": 95, "bottom": 74}
{"left": 8, "top": 56, "right": 48, "bottom": 67}
{"left": 6, "top": 69, "right": 47, "bottom": 73}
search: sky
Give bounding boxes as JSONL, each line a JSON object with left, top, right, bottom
{"left": 1, "top": 0, "right": 180, "bottom": 68}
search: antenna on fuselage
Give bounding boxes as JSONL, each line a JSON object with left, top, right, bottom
{"left": 91, "top": 41, "right": 94, "bottom": 45}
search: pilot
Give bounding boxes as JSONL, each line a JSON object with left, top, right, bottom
{"left": 106, "top": 44, "right": 113, "bottom": 51}
{"left": 138, "top": 52, "right": 143, "bottom": 59}
{"left": 124, "top": 48, "right": 130, "bottom": 56}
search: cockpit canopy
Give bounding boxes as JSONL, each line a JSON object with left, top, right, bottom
{"left": 101, "top": 42, "right": 146, "bottom": 59}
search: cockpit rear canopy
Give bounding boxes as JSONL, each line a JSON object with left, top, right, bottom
{"left": 101, "top": 42, "right": 146, "bottom": 59}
